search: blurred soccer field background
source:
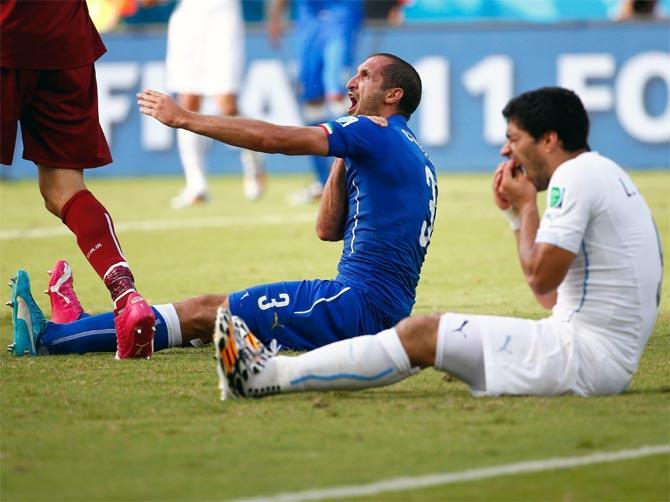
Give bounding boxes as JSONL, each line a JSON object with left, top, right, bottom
{"left": 1, "top": 172, "right": 668, "bottom": 501}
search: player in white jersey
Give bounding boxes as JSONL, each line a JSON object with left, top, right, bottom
{"left": 164, "top": 0, "right": 266, "bottom": 207}
{"left": 213, "top": 87, "right": 663, "bottom": 399}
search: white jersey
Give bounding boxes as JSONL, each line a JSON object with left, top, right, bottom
{"left": 175, "top": 0, "right": 240, "bottom": 15}
{"left": 166, "top": 0, "right": 244, "bottom": 95}
{"left": 536, "top": 152, "right": 662, "bottom": 392}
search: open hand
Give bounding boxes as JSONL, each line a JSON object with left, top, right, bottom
{"left": 137, "top": 90, "right": 184, "bottom": 128}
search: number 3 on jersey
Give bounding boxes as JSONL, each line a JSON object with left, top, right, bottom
{"left": 420, "top": 166, "right": 437, "bottom": 248}
{"left": 258, "top": 293, "right": 290, "bottom": 311}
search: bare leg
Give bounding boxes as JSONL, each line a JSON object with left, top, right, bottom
{"left": 295, "top": 99, "right": 330, "bottom": 199}
{"left": 39, "top": 165, "right": 140, "bottom": 309}
{"left": 214, "top": 94, "right": 237, "bottom": 116}
{"left": 174, "top": 294, "right": 228, "bottom": 343}
{"left": 395, "top": 314, "right": 441, "bottom": 368}
{"left": 37, "top": 165, "right": 86, "bottom": 217}
{"left": 173, "top": 93, "right": 209, "bottom": 208}
{"left": 178, "top": 93, "right": 202, "bottom": 113}
{"left": 216, "top": 93, "right": 267, "bottom": 201}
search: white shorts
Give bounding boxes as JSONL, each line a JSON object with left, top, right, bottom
{"left": 438, "top": 313, "right": 631, "bottom": 397}
{"left": 166, "top": 5, "right": 244, "bottom": 95}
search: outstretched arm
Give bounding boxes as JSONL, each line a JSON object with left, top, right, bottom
{"left": 495, "top": 162, "right": 574, "bottom": 309}
{"left": 137, "top": 90, "right": 329, "bottom": 156}
{"left": 316, "top": 158, "right": 347, "bottom": 241}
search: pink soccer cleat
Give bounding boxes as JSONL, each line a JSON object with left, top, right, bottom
{"left": 114, "top": 292, "right": 156, "bottom": 359}
{"left": 46, "top": 260, "right": 84, "bottom": 324}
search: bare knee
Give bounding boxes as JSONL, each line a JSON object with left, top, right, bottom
{"left": 40, "top": 191, "right": 60, "bottom": 217}
{"left": 173, "top": 294, "right": 228, "bottom": 342}
{"left": 37, "top": 165, "right": 86, "bottom": 218}
{"left": 178, "top": 94, "right": 202, "bottom": 112}
{"left": 215, "top": 94, "right": 238, "bottom": 116}
{"left": 40, "top": 185, "right": 69, "bottom": 216}
{"left": 396, "top": 314, "right": 441, "bottom": 368}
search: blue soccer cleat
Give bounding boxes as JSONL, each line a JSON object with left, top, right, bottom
{"left": 7, "top": 269, "right": 47, "bottom": 356}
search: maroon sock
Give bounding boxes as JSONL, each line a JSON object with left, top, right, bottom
{"left": 61, "top": 190, "right": 136, "bottom": 309}
{"left": 102, "top": 264, "right": 136, "bottom": 310}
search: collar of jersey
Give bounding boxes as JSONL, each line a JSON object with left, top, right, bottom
{"left": 386, "top": 114, "right": 408, "bottom": 126}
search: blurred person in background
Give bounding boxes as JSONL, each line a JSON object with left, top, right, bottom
{"left": 268, "top": 0, "right": 364, "bottom": 204}
{"left": 87, "top": 0, "right": 139, "bottom": 32}
{"left": 1, "top": 0, "right": 155, "bottom": 359}
{"left": 145, "top": 0, "right": 267, "bottom": 208}
{"left": 616, "top": 0, "right": 664, "bottom": 19}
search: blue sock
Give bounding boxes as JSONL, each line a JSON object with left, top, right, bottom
{"left": 38, "top": 307, "right": 171, "bottom": 355}
{"left": 312, "top": 156, "right": 331, "bottom": 186}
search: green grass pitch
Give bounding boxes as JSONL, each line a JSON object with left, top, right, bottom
{"left": 1, "top": 171, "right": 668, "bottom": 501}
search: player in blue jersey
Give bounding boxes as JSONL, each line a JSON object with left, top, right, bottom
{"left": 268, "top": 0, "right": 363, "bottom": 203}
{"left": 9, "top": 53, "right": 438, "bottom": 357}
{"left": 214, "top": 87, "right": 662, "bottom": 400}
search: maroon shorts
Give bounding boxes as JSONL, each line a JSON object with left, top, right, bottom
{"left": 1, "top": 64, "right": 112, "bottom": 168}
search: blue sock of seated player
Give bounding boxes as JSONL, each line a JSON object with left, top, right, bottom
{"left": 38, "top": 304, "right": 182, "bottom": 354}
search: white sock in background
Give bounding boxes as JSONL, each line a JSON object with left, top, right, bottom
{"left": 240, "top": 149, "right": 264, "bottom": 177}
{"left": 250, "top": 329, "right": 420, "bottom": 394}
{"left": 240, "top": 149, "right": 266, "bottom": 200}
{"left": 176, "top": 128, "right": 208, "bottom": 195}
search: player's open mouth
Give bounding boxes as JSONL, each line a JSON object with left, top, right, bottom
{"left": 348, "top": 94, "right": 358, "bottom": 114}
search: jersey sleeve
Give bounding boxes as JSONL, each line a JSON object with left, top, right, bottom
{"left": 535, "top": 165, "right": 598, "bottom": 254}
{"left": 320, "top": 116, "right": 384, "bottom": 160}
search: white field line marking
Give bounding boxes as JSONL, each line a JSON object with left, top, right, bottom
{"left": 233, "top": 444, "right": 670, "bottom": 502}
{"left": 0, "top": 213, "right": 316, "bottom": 241}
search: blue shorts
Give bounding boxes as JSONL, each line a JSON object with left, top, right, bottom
{"left": 228, "top": 279, "right": 391, "bottom": 351}
{"left": 296, "top": 22, "right": 357, "bottom": 101}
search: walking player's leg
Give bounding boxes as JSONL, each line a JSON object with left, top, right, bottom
{"left": 37, "top": 165, "right": 155, "bottom": 358}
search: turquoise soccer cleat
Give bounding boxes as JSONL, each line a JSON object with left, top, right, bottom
{"left": 8, "top": 269, "right": 47, "bottom": 356}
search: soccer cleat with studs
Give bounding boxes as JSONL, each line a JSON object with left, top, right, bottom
{"left": 7, "top": 270, "right": 47, "bottom": 356}
{"left": 114, "top": 292, "right": 156, "bottom": 359}
{"left": 45, "top": 259, "right": 84, "bottom": 324}
{"left": 214, "top": 307, "right": 236, "bottom": 400}
{"left": 213, "top": 305, "right": 279, "bottom": 399}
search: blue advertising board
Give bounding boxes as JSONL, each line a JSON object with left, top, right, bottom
{"left": 4, "top": 21, "right": 669, "bottom": 178}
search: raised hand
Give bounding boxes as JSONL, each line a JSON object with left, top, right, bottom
{"left": 137, "top": 90, "right": 185, "bottom": 129}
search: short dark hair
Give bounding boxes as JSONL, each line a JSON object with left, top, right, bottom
{"left": 370, "top": 53, "right": 422, "bottom": 119}
{"left": 502, "top": 87, "right": 590, "bottom": 152}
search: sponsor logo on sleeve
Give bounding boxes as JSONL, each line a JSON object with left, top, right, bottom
{"left": 549, "top": 186, "right": 565, "bottom": 208}
{"left": 336, "top": 116, "right": 359, "bottom": 127}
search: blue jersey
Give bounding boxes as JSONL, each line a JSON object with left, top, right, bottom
{"left": 322, "top": 114, "right": 438, "bottom": 322}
